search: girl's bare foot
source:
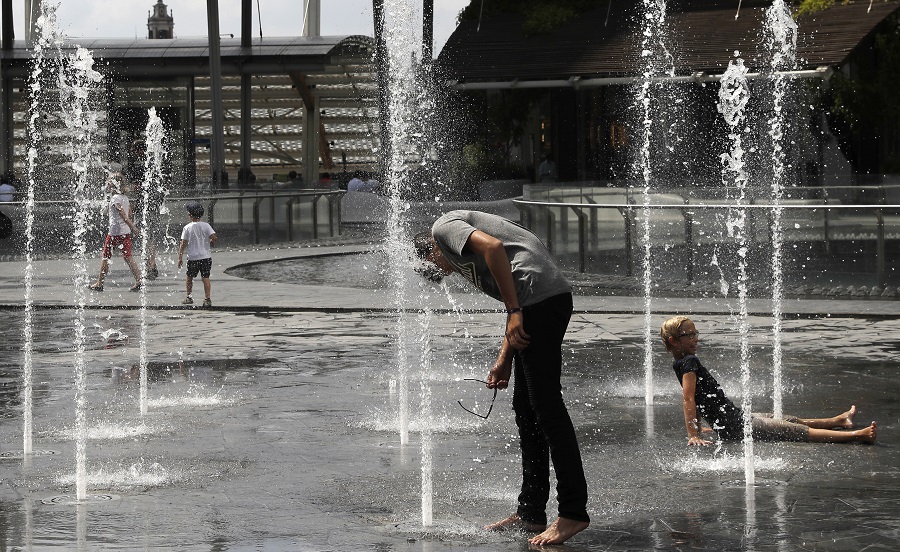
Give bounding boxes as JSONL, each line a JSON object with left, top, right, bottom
{"left": 839, "top": 405, "right": 857, "bottom": 428}
{"left": 855, "top": 421, "right": 877, "bottom": 444}
{"left": 528, "top": 516, "right": 589, "bottom": 546}
{"left": 485, "top": 513, "right": 546, "bottom": 533}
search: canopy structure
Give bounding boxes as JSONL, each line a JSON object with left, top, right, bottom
{"left": 432, "top": 0, "right": 900, "bottom": 183}
{"left": 0, "top": 35, "right": 379, "bottom": 187}
{"left": 439, "top": 0, "right": 900, "bottom": 87}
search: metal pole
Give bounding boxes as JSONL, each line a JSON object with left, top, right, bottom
{"left": 304, "top": 0, "right": 321, "bottom": 37}
{"left": 207, "top": 0, "right": 227, "bottom": 189}
{"left": 0, "top": 0, "right": 12, "bottom": 175}
{"left": 1, "top": 0, "right": 13, "bottom": 50}
{"left": 372, "top": 0, "right": 391, "bottom": 181}
{"left": 875, "top": 208, "right": 885, "bottom": 288}
{"left": 24, "top": 0, "right": 38, "bottom": 45}
{"left": 240, "top": 0, "right": 252, "bottom": 186}
{"left": 422, "top": 0, "right": 434, "bottom": 63}
{"left": 241, "top": 0, "right": 252, "bottom": 48}
{"left": 187, "top": 76, "right": 197, "bottom": 186}
{"left": 240, "top": 73, "right": 252, "bottom": 186}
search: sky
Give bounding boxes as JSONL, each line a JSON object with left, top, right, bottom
{"left": 8, "top": 0, "right": 470, "bottom": 55}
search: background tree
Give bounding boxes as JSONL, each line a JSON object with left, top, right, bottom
{"left": 457, "top": 0, "right": 603, "bottom": 36}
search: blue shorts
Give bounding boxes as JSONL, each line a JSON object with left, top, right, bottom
{"left": 186, "top": 258, "right": 212, "bottom": 279}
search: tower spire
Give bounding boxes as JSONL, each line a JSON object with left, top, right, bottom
{"left": 148, "top": 0, "right": 174, "bottom": 39}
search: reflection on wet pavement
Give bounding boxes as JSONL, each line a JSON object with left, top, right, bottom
{"left": 0, "top": 309, "right": 897, "bottom": 550}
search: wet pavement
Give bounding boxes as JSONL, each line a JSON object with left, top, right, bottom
{"left": 0, "top": 239, "right": 898, "bottom": 551}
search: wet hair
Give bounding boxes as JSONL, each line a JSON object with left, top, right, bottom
{"left": 185, "top": 200, "right": 204, "bottom": 218}
{"left": 413, "top": 230, "right": 434, "bottom": 260}
{"left": 660, "top": 316, "right": 692, "bottom": 351}
{"left": 412, "top": 230, "right": 444, "bottom": 283}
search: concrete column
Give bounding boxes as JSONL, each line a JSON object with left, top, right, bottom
{"left": 240, "top": 72, "right": 252, "bottom": 184}
{"left": 373, "top": 0, "right": 391, "bottom": 181}
{"left": 2, "top": 0, "right": 13, "bottom": 50}
{"left": 1, "top": 0, "right": 12, "bottom": 175}
{"left": 303, "top": 97, "right": 320, "bottom": 186}
{"left": 239, "top": 0, "right": 252, "bottom": 186}
{"left": 0, "top": 75, "right": 12, "bottom": 177}
{"left": 241, "top": 0, "right": 252, "bottom": 47}
{"left": 303, "top": 0, "right": 320, "bottom": 38}
{"left": 24, "top": 0, "right": 40, "bottom": 45}
{"left": 423, "top": 0, "right": 433, "bottom": 63}
{"left": 206, "top": 0, "right": 227, "bottom": 188}
{"left": 187, "top": 76, "right": 197, "bottom": 185}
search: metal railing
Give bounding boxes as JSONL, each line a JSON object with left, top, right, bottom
{"left": 177, "top": 189, "right": 344, "bottom": 244}
{"left": 513, "top": 196, "right": 899, "bottom": 288}
{"left": 0, "top": 189, "right": 345, "bottom": 247}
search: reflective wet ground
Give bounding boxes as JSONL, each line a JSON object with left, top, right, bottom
{"left": 225, "top": 249, "right": 900, "bottom": 300}
{"left": 1, "top": 304, "right": 897, "bottom": 551}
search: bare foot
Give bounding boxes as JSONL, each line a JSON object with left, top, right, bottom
{"left": 528, "top": 516, "right": 589, "bottom": 546}
{"left": 485, "top": 513, "right": 546, "bottom": 533}
{"left": 854, "top": 421, "right": 877, "bottom": 444}
{"left": 838, "top": 405, "right": 857, "bottom": 429}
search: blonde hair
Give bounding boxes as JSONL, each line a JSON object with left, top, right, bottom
{"left": 106, "top": 172, "right": 131, "bottom": 194}
{"left": 660, "top": 316, "right": 692, "bottom": 351}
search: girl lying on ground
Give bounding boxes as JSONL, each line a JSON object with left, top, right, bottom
{"left": 660, "top": 316, "right": 877, "bottom": 446}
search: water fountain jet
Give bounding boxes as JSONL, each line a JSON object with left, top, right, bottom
{"left": 716, "top": 54, "right": 754, "bottom": 486}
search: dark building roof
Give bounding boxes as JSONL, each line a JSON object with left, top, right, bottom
{"left": 438, "top": 0, "right": 900, "bottom": 84}
{"left": 0, "top": 35, "right": 374, "bottom": 78}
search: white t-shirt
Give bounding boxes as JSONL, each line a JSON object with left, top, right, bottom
{"left": 180, "top": 220, "right": 216, "bottom": 261}
{"left": 108, "top": 193, "right": 131, "bottom": 236}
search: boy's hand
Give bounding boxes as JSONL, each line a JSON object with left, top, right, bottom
{"left": 687, "top": 436, "right": 713, "bottom": 446}
{"left": 177, "top": 257, "right": 183, "bottom": 269}
{"left": 487, "top": 358, "right": 512, "bottom": 390}
{"left": 504, "top": 312, "right": 530, "bottom": 350}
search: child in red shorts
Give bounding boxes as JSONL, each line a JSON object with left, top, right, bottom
{"left": 89, "top": 174, "right": 143, "bottom": 292}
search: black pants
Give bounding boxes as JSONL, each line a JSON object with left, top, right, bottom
{"left": 512, "top": 292, "right": 589, "bottom": 524}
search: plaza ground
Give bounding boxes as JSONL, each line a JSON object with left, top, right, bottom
{"left": 0, "top": 241, "right": 897, "bottom": 550}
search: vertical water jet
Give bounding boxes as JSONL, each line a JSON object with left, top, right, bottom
{"left": 58, "top": 44, "right": 104, "bottom": 501}
{"left": 635, "top": 0, "right": 673, "bottom": 406}
{"left": 418, "top": 309, "right": 434, "bottom": 526}
{"left": 137, "top": 108, "right": 168, "bottom": 416}
{"left": 765, "top": 0, "right": 798, "bottom": 420}
{"left": 717, "top": 54, "right": 754, "bottom": 486}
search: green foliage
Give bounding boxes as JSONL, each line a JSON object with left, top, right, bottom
{"left": 795, "top": 0, "right": 838, "bottom": 17}
{"left": 822, "top": 14, "right": 900, "bottom": 171}
{"left": 462, "top": 143, "right": 487, "bottom": 169}
{"left": 459, "top": 90, "right": 544, "bottom": 180}
{"left": 795, "top": 0, "right": 891, "bottom": 17}
{"left": 522, "top": 4, "right": 577, "bottom": 36}
{"left": 458, "top": 0, "right": 601, "bottom": 36}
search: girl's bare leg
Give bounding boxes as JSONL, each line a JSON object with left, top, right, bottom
{"left": 92, "top": 259, "right": 109, "bottom": 287}
{"left": 798, "top": 405, "right": 856, "bottom": 429}
{"left": 807, "top": 421, "right": 876, "bottom": 444}
{"left": 126, "top": 255, "right": 142, "bottom": 285}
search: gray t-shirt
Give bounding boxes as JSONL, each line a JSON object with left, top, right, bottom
{"left": 431, "top": 210, "right": 570, "bottom": 306}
